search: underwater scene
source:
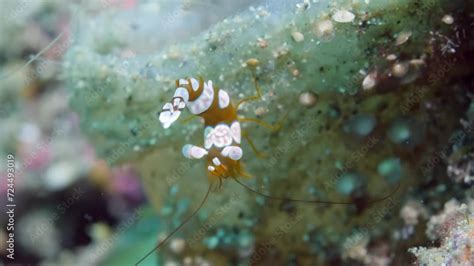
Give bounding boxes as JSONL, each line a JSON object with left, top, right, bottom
{"left": 0, "top": 0, "right": 473, "bottom": 265}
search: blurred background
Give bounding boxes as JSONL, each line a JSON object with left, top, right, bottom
{"left": 0, "top": 0, "right": 149, "bottom": 264}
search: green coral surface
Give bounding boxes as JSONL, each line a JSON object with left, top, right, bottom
{"left": 64, "top": 0, "right": 472, "bottom": 264}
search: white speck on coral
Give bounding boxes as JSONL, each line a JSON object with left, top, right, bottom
{"left": 362, "top": 72, "right": 377, "bottom": 90}
{"left": 396, "top": 31, "right": 412, "bottom": 46}
{"left": 332, "top": 10, "right": 355, "bottom": 23}
{"left": 292, "top": 31, "right": 305, "bottom": 42}
{"left": 442, "top": 15, "right": 454, "bottom": 25}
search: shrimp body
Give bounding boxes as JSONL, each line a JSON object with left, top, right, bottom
{"left": 159, "top": 77, "right": 246, "bottom": 183}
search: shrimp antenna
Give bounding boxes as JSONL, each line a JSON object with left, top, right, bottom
{"left": 233, "top": 178, "right": 400, "bottom": 205}
{"left": 135, "top": 183, "right": 213, "bottom": 265}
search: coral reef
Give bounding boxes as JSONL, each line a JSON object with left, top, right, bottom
{"left": 409, "top": 199, "right": 473, "bottom": 265}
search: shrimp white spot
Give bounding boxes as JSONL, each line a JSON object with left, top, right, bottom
{"left": 205, "top": 123, "right": 240, "bottom": 148}
{"left": 212, "top": 157, "right": 221, "bottom": 166}
{"left": 179, "top": 79, "right": 188, "bottom": 85}
{"left": 159, "top": 103, "right": 181, "bottom": 129}
{"left": 230, "top": 121, "right": 241, "bottom": 144}
{"left": 174, "top": 87, "right": 189, "bottom": 103}
{"left": 190, "top": 78, "right": 199, "bottom": 91}
{"left": 218, "top": 89, "right": 230, "bottom": 109}
{"left": 208, "top": 165, "right": 215, "bottom": 171}
{"left": 188, "top": 80, "right": 214, "bottom": 114}
{"left": 182, "top": 144, "right": 208, "bottom": 159}
{"left": 172, "top": 98, "right": 185, "bottom": 110}
{"left": 212, "top": 124, "right": 233, "bottom": 148}
{"left": 162, "top": 102, "right": 173, "bottom": 111}
{"left": 222, "top": 146, "right": 243, "bottom": 160}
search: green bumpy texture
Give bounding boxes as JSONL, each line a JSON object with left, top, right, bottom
{"left": 64, "top": 0, "right": 472, "bottom": 264}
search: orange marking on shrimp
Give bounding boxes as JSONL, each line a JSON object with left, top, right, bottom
{"left": 159, "top": 77, "right": 245, "bottom": 184}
